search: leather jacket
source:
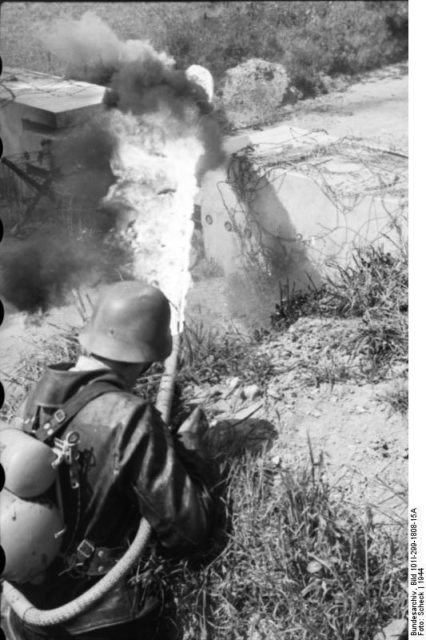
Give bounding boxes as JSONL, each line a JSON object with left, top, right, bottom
{"left": 13, "top": 363, "right": 216, "bottom": 634}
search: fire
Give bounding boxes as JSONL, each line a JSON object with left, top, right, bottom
{"left": 103, "top": 108, "right": 203, "bottom": 335}
{"left": 28, "top": 11, "right": 221, "bottom": 320}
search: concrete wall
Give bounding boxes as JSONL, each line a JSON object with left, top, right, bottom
{"left": 0, "top": 67, "right": 105, "bottom": 156}
{"left": 199, "top": 124, "right": 407, "bottom": 293}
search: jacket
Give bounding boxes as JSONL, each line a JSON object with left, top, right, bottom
{"left": 13, "top": 363, "right": 216, "bottom": 634}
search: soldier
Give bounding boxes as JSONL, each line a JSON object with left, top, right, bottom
{"left": 1, "top": 281, "right": 218, "bottom": 640}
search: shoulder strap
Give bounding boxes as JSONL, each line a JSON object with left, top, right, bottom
{"left": 37, "top": 378, "right": 125, "bottom": 444}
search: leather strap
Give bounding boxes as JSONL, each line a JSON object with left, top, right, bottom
{"left": 68, "top": 541, "right": 127, "bottom": 576}
{"left": 35, "top": 377, "right": 125, "bottom": 444}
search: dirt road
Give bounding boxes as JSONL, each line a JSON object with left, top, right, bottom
{"left": 245, "top": 63, "right": 408, "bottom": 152}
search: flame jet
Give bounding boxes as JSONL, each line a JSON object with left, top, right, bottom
{"left": 40, "top": 11, "right": 222, "bottom": 331}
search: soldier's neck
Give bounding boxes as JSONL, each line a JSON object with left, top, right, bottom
{"left": 71, "top": 355, "right": 111, "bottom": 372}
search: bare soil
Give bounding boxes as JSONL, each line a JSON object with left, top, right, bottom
{"left": 187, "top": 64, "right": 408, "bottom": 526}
{"left": 241, "top": 62, "right": 408, "bottom": 153}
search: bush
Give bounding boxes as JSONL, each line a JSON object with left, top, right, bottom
{"left": 160, "top": 451, "right": 407, "bottom": 639}
{"left": 155, "top": 1, "right": 408, "bottom": 97}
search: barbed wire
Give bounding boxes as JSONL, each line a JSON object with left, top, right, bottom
{"left": 220, "top": 133, "right": 407, "bottom": 280}
{"left": 0, "top": 70, "right": 104, "bottom": 110}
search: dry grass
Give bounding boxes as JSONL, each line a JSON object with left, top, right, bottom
{"left": 154, "top": 449, "right": 407, "bottom": 640}
{"left": 0, "top": 307, "right": 407, "bottom": 638}
{"left": 272, "top": 241, "right": 408, "bottom": 387}
{"left": 1, "top": 2, "right": 407, "bottom": 96}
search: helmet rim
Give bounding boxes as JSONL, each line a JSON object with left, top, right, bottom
{"left": 79, "top": 324, "right": 172, "bottom": 363}
{"left": 78, "top": 282, "right": 173, "bottom": 363}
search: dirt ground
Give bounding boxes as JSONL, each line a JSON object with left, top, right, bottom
{"left": 185, "top": 64, "right": 409, "bottom": 527}
{"left": 243, "top": 62, "right": 408, "bottom": 153}
{"left": 0, "top": 66, "right": 408, "bottom": 527}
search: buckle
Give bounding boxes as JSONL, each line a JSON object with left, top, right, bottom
{"left": 54, "top": 409, "right": 66, "bottom": 423}
{"left": 76, "top": 539, "right": 95, "bottom": 560}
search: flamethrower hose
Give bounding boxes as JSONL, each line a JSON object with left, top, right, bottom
{"left": 2, "top": 333, "right": 182, "bottom": 626}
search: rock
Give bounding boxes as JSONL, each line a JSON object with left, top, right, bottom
{"left": 220, "top": 58, "right": 289, "bottom": 128}
{"left": 373, "top": 618, "right": 407, "bottom": 640}
{"left": 227, "top": 376, "right": 240, "bottom": 391}
{"left": 233, "top": 400, "right": 264, "bottom": 421}
{"left": 282, "top": 84, "right": 302, "bottom": 104}
{"left": 243, "top": 384, "right": 262, "bottom": 400}
{"left": 211, "top": 399, "right": 233, "bottom": 415}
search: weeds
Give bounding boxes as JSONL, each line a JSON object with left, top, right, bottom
{"left": 308, "top": 355, "right": 353, "bottom": 389}
{"left": 0, "top": 304, "right": 407, "bottom": 639}
{"left": 377, "top": 380, "right": 408, "bottom": 416}
{"left": 159, "top": 450, "right": 407, "bottom": 639}
{"left": 179, "top": 321, "right": 274, "bottom": 388}
{"left": 157, "top": 1, "right": 407, "bottom": 97}
{"left": 271, "top": 278, "right": 328, "bottom": 329}
{"left": 323, "top": 245, "right": 408, "bottom": 319}
{"left": 273, "top": 243, "right": 408, "bottom": 378}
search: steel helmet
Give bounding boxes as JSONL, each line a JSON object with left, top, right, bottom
{"left": 79, "top": 281, "right": 173, "bottom": 363}
{"left": 0, "top": 489, "right": 64, "bottom": 584}
{"left": 0, "top": 428, "right": 57, "bottom": 498}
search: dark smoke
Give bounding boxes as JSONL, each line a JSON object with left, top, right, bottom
{"left": 0, "top": 231, "right": 134, "bottom": 314}
{"left": 41, "top": 11, "right": 226, "bottom": 175}
{"left": 0, "top": 234, "right": 96, "bottom": 313}
{"left": 1, "top": 12, "right": 226, "bottom": 313}
{"left": 50, "top": 113, "right": 117, "bottom": 234}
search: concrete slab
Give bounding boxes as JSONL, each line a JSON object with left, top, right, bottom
{"left": 1, "top": 67, "right": 105, "bottom": 126}
{"left": 0, "top": 67, "right": 105, "bottom": 155}
{"left": 201, "top": 124, "right": 407, "bottom": 290}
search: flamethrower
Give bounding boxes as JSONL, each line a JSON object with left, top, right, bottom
{"left": 2, "top": 329, "right": 186, "bottom": 626}
{"left": 2, "top": 58, "right": 215, "bottom": 626}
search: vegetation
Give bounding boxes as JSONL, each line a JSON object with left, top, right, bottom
{"left": 2, "top": 2, "right": 408, "bottom": 100}
{"left": 272, "top": 241, "right": 408, "bottom": 380}
{"left": 159, "top": 1, "right": 408, "bottom": 96}
{"left": 0, "top": 230, "right": 408, "bottom": 638}
{"left": 0, "top": 3, "right": 408, "bottom": 635}
{"left": 155, "top": 450, "right": 407, "bottom": 640}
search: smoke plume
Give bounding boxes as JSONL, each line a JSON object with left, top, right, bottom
{"left": 1, "top": 12, "right": 226, "bottom": 315}
{"left": 40, "top": 11, "right": 225, "bottom": 177}
{"left": 0, "top": 233, "right": 105, "bottom": 313}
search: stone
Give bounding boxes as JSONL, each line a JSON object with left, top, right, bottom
{"left": 227, "top": 376, "right": 240, "bottom": 391}
{"left": 373, "top": 619, "right": 407, "bottom": 640}
{"left": 233, "top": 400, "right": 264, "bottom": 421}
{"left": 243, "top": 384, "right": 262, "bottom": 400}
{"left": 220, "top": 58, "right": 289, "bottom": 129}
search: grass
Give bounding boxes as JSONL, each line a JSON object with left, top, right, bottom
{"left": 157, "top": 1, "right": 408, "bottom": 97}
{"left": 179, "top": 321, "right": 273, "bottom": 388}
{"left": 1, "top": 1, "right": 408, "bottom": 100}
{"left": 153, "top": 449, "right": 407, "bottom": 640}
{"left": 272, "top": 241, "right": 408, "bottom": 383}
{"left": 376, "top": 380, "right": 408, "bottom": 416}
{"left": 0, "top": 275, "right": 407, "bottom": 637}
{"left": 0, "top": 2, "right": 408, "bottom": 633}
